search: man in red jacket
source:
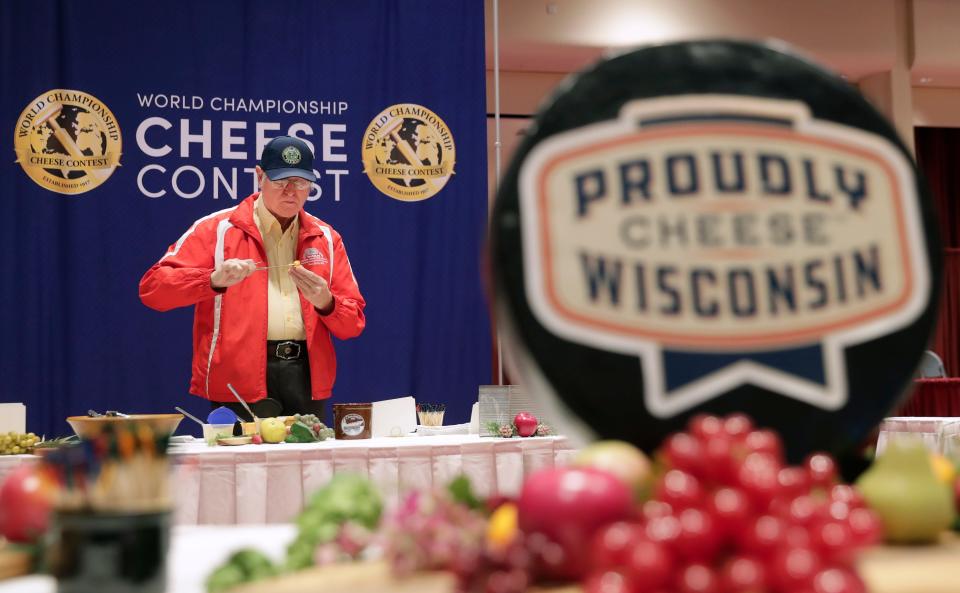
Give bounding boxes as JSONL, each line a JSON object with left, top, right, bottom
{"left": 139, "top": 136, "right": 366, "bottom": 419}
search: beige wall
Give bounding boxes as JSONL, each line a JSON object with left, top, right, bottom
{"left": 914, "top": 87, "right": 960, "bottom": 127}
{"left": 486, "top": 0, "right": 960, "bottom": 132}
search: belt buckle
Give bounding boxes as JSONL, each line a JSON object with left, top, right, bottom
{"left": 275, "top": 341, "right": 301, "bottom": 360}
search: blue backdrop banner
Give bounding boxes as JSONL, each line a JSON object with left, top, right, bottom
{"left": 0, "top": 1, "right": 490, "bottom": 437}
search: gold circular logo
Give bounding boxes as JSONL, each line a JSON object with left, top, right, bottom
{"left": 281, "top": 145, "right": 301, "bottom": 164}
{"left": 361, "top": 104, "right": 455, "bottom": 201}
{"left": 13, "top": 89, "right": 122, "bottom": 195}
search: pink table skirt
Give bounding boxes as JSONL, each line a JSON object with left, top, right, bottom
{"left": 0, "top": 454, "right": 38, "bottom": 485}
{"left": 169, "top": 435, "right": 574, "bottom": 525}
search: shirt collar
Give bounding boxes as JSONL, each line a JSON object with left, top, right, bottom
{"left": 254, "top": 194, "right": 298, "bottom": 238}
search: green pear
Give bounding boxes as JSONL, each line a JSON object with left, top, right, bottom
{"left": 856, "top": 442, "right": 956, "bottom": 543}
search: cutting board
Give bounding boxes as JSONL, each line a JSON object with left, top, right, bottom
{"left": 229, "top": 532, "right": 960, "bottom": 593}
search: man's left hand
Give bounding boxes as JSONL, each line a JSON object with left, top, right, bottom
{"left": 290, "top": 265, "right": 334, "bottom": 313}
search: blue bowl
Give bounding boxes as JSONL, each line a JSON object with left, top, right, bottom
{"left": 206, "top": 406, "right": 239, "bottom": 425}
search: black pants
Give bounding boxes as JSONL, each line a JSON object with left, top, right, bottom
{"left": 211, "top": 340, "right": 326, "bottom": 421}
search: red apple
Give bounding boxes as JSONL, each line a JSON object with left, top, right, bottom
{"left": 0, "top": 464, "right": 61, "bottom": 543}
{"left": 513, "top": 412, "right": 539, "bottom": 437}
{"left": 517, "top": 466, "right": 634, "bottom": 580}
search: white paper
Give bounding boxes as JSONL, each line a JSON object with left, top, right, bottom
{"left": 0, "top": 403, "right": 26, "bottom": 433}
{"left": 371, "top": 396, "right": 417, "bottom": 437}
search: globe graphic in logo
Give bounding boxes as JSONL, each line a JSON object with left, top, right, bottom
{"left": 375, "top": 117, "right": 443, "bottom": 188}
{"left": 361, "top": 103, "right": 455, "bottom": 202}
{"left": 31, "top": 106, "right": 108, "bottom": 180}
{"left": 14, "top": 89, "right": 122, "bottom": 195}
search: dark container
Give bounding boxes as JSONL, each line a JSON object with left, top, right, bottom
{"left": 48, "top": 510, "right": 170, "bottom": 593}
{"left": 333, "top": 402, "right": 372, "bottom": 439}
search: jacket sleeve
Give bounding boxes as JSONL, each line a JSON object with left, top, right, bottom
{"left": 139, "top": 220, "right": 223, "bottom": 312}
{"left": 318, "top": 232, "right": 366, "bottom": 340}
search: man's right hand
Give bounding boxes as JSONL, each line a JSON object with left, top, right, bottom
{"left": 210, "top": 259, "right": 257, "bottom": 289}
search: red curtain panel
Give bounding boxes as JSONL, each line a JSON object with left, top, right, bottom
{"left": 915, "top": 127, "right": 960, "bottom": 376}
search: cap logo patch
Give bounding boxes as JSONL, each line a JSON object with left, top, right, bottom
{"left": 281, "top": 146, "right": 301, "bottom": 165}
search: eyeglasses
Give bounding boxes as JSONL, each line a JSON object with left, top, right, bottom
{"left": 265, "top": 177, "right": 312, "bottom": 191}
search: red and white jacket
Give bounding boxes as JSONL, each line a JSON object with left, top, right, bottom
{"left": 139, "top": 194, "right": 366, "bottom": 403}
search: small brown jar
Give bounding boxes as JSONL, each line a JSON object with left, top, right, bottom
{"left": 333, "top": 403, "right": 372, "bottom": 439}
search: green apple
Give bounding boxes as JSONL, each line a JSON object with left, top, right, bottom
{"left": 260, "top": 417, "right": 287, "bottom": 444}
{"left": 574, "top": 440, "right": 652, "bottom": 498}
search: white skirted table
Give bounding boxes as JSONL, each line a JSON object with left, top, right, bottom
{"left": 0, "top": 436, "right": 574, "bottom": 526}
{"left": 0, "top": 455, "right": 37, "bottom": 487}
{"left": 168, "top": 434, "right": 573, "bottom": 525}
{"left": 876, "top": 417, "right": 960, "bottom": 459}
{"left": 0, "top": 524, "right": 297, "bottom": 593}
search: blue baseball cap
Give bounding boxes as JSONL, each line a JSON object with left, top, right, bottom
{"left": 258, "top": 136, "right": 317, "bottom": 182}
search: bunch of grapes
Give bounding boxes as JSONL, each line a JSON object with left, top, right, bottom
{"left": 292, "top": 414, "right": 335, "bottom": 440}
{"left": 0, "top": 432, "right": 39, "bottom": 455}
{"left": 453, "top": 530, "right": 571, "bottom": 593}
{"left": 382, "top": 488, "right": 488, "bottom": 577}
{"left": 585, "top": 414, "right": 882, "bottom": 593}
{"left": 294, "top": 413, "right": 319, "bottom": 425}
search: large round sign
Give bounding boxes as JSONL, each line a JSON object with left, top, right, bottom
{"left": 490, "top": 41, "right": 941, "bottom": 462}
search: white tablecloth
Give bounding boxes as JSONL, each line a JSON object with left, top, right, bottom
{"left": 0, "top": 454, "right": 37, "bottom": 486}
{"left": 169, "top": 434, "right": 573, "bottom": 525}
{"left": 0, "top": 524, "right": 297, "bottom": 593}
{"left": 1, "top": 436, "right": 574, "bottom": 526}
{"left": 876, "top": 416, "right": 960, "bottom": 459}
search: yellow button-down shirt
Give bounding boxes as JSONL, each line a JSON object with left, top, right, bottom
{"left": 253, "top": 196, "right": 306, "bottom": 340}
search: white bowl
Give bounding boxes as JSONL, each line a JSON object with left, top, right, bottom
{"left": 202, "top": 423, "right": 235, "bottom": 445}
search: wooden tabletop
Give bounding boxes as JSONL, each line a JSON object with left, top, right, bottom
{"left": 232, "top": 533, "right": 960, "bottom": 593}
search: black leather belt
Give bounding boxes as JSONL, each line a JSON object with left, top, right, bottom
{"left": 267, "top": 340, "right": 307, "bottom": 361}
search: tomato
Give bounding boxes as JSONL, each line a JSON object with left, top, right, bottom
{"left": 769, "top": 546, "right": 822, "bottom": 591}
{"left": 804, "top": 453, "right": 838, "bottom": 487}
{"left": 702, "top": 435, "right": 736, "bottom": 485}
{"left": 582, "top": 570, "right": 634, "bottom": 593}
{"left": 719, "top": 555, "right": 767, "bottom": 593}
{"left": 674, "top": 508, "right": 722, "bottom": 562}
{"left": 661, "top": 433, "right": 705, "bottom": 477}
{"left": 828, "top": 485, "right": 865, "bottom": 508}
{"left": 590, "top": 521, "right": 645, "bottom": 571}
{"left": 846, "top": 507, "right": 883, "bottom": 548}
{"left": 811, "top": 520, "right": 856, "bottom": 565}
{"left": 688, "top": 414, "right": 724, "bottom": 443}
{"left": 654, "top": 470, "right": 703, "bottom": 510}
{"left": 777, "top": 467, "right": 812, "bottom": 499}
{"left": 736, "top": 452, "right": 782, "bottom": 508}
{"left": 0, "top": 464, "right": 60, "bottom": 543}
{"left": 722, "top": 413, "right": 754, "bottom": 440}
{"left": 640, "top": 500, "right": 675, "bottom": 521}
{"left": 782, "top": 494, "right": 827, "bottom": 527}
{"left": 675, "top": 562, "right": 721, "bottom": 593}
{"left": 706, "top": 487, "right": 751, "bottom": 540}
{"left": 741, "top": 429, "right": 784, "bottom": 462}
{"left": 624, "top": 538, "right": 674, "bottom": 592}
{"left": 735, "top": 515, "right": 788, "bottom": 558}
{"left": 810, "top": 567, "right": 868, "bottom": 593}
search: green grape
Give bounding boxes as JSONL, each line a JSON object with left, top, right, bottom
{"left": 0, "top": 432, "right": 39, "bottom": 454}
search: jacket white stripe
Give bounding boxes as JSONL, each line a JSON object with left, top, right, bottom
{"left": 205, "top": 218, "right": 234, "bottom": 396}
{"left": 318, "top": 225, "right": 335, "bottom": 279}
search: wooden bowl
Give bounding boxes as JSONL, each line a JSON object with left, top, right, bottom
{"left": 66, "top": 414, "right": 184, "bottom": 440}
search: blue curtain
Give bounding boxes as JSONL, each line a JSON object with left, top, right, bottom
{"left": 0, "top": 0, "right": 490, "bottom": 437}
